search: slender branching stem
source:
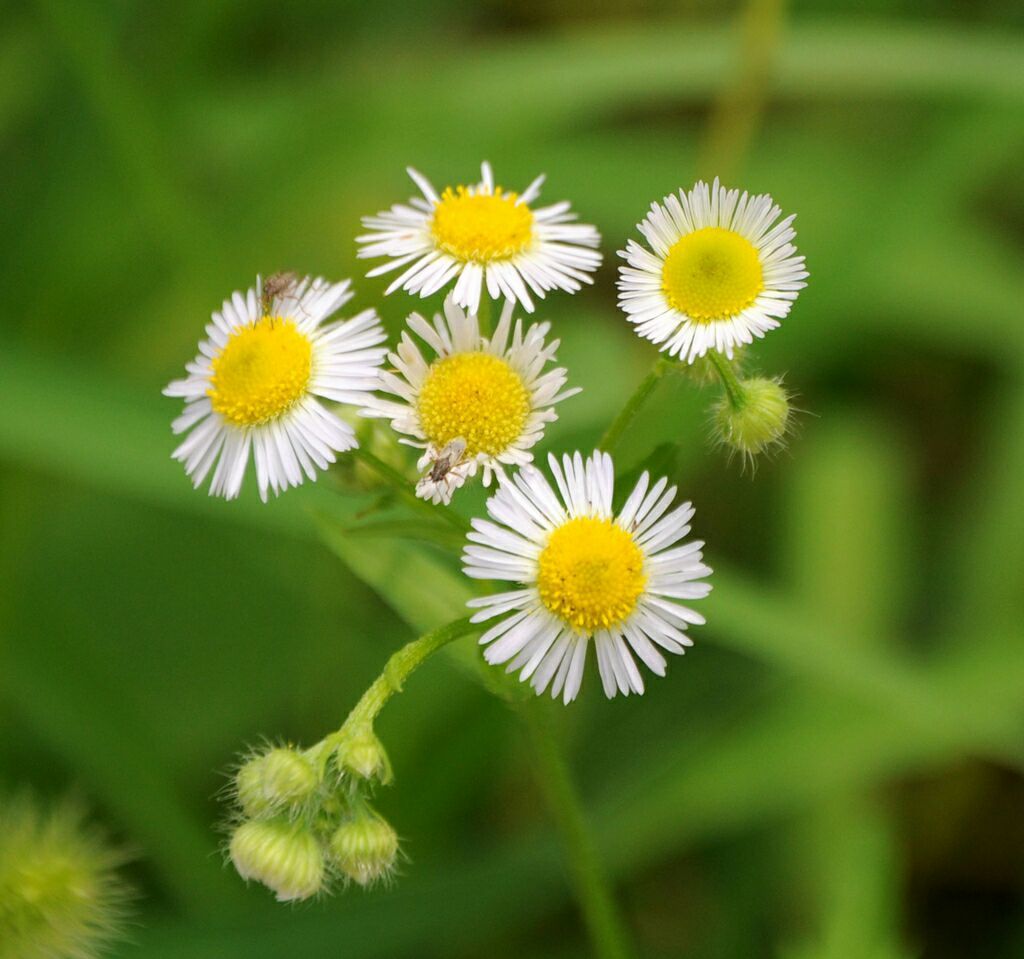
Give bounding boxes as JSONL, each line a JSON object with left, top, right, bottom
{"left": 313, "top": 617, "right": 478, "bottom": 766}
{"left": 520, "top": 702, "right": 635, "bottom": 959}
{"left": 598, "top": 357, "right": 678, "bottom": 453}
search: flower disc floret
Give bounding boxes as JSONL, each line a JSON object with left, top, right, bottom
{"left": 416, "top": 351, "right": 531, "bottom": 458}
{"left": 208, "top": 317, "right": 312, "bottom": 427}
{"left": 537, "top": 517, "right": 646, "bottom": 632}
{"left": 431, "top": 187, "right": 533, "bottom": 263}
{"left": 662, "top": 227, "right": 763, "bottom": 321}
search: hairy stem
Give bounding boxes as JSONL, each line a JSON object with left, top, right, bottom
{"left": 707, "top": 349, "right": 748, "bottom": 410}
{"left": 520, "top": 702, "right": 635, "bottom": 959}
{"left": 598, "top": 357, "right": 677, "bottom": 453}
{"left": 316, "top": 617, "right": 478, "bottom": 763}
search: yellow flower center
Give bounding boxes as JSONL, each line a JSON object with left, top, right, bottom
{"left": 208, "top": 317, "right": 312, "bottom": 427}
{"left": 537, "top": 517, "right": 647, "bottom": 633}
{"left": 662, "top": 226, "right": 764, "bottom": 321}
{"left": 416, "top": 352, "right": 530, "bottom": 457}
{"left": 431, "top": 187, "right": 534, "bottom": 263}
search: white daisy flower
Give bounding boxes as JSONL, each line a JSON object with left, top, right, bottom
{"left": 463, "top": 451, "right": 712, "bottom": 704}
{"left": 363, "top": 296, "right": 579, "bottom": 505}
{"left": 617, "top": 178, "right": 808, "bottom": 363}
{"left": 164, "top": 275, "right": 387, "bottom": 502}
{"left": 357, "top": 162, "right": 602, "bottom": 314}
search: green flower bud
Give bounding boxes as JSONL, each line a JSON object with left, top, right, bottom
{"left": 335, "top": 723, "right": 392, "bottom": 784}
{"left": 329, "top": 812, "right": 399, "bottom": 887}
{"left": 229, "top": 820, "right": 325, "bottom": 902}
{"left": 0, "top": 795, "right": 131, "bottom": 959}
{"left": 236, "top": 747, "right": 318, "bottom": 817}
{"left": 713, "top": 376, "right": 792, "bottom": 461}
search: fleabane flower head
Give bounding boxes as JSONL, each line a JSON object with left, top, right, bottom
{"left": 357, "top": 162, "right": 602, "bottom": 314}
{"left": 462, "top": 451, "right": 712, "bottom": 704}
{"left": 164, "top": 275, "right": 387, "bottom": 501}
{"left": 617, "top": 178, "right": 808, "bottom": 363}
{"left": 363, "top": 296, "right": 579, "bottom": 504}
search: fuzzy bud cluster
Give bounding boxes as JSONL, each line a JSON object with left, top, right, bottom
{"left": 0, "top": 794, "right": 131, "bottom": 959}
{"left": 227, "top": 735, "right": 399, "bottom": 902}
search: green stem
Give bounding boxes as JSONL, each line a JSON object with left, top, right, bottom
{"left": 697, "top": 0, "right": 788, "bottom": 180}
{"left": 350, "top": 447, "right": 469, "bottom": 533}
{"left": 520, "top": 702, "right": 635, "bottom": 959}
{"left": 707, "top": 349, "right": 747, "bottom": 410}
{"left": 477, "top": 295, "right": 494, "bottom": 338}
{"left": 341, "top": 617, "right": 477, "bottom": 729}
{"left": 598, "top": 357, "right": 676, "bottom": 453}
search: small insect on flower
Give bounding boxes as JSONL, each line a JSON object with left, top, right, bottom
{"left": 0, "top": 794, "right": 132, "bottom": 959}
{"left": 363, "top": 296, "right": 579, "bottom": 504}
{"left": 164, "top": 275, "right": 387, "bottom": 501}
{"left": 259, "top": 270, "right": 300, "bottom": 316}
{"left": 463, "top": 451, "right": 713, "bottom": 703}
{"left": 617, "top": 178, "right": 808, "bottom": 363}
{"left": 357, "top": 162, "right": 602, "bottom": 314}
{"left": 415, "top": 437, "right": 467, "bottom": 503}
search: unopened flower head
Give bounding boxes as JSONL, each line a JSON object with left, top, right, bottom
{"left": 334, "top": 723, "right": 392, "bottom": 784}
{"left": 329, "top": 811, "right": 399, "bottom": 887}
{"left": 235, "top": 747, "right": 319, "bottom": 818}
{"left": 0, "top": 795, "right": 131, "bottom": 959}
{"left": 617, "top": 178, "right": 807, "bottom": 363}
{"left": 357, "top": 162, "right": 602, "bottom": 314}
{"left": 713, "top": 376, "right": 792, "bottom": 463}
{"left": 462, "top": 451, "right": 712, "bottom": 703}
{"left": 363, "top": 296, "right": 580, "bottom": 504}
{"left": 229, "top": 819, "right": 325, "bottom": 902}
{"left": 164, "top": 275, "right": 387, "bottom": 501}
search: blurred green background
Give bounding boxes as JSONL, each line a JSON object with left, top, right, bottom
{"left": 2, "top": 0, "right": 1023, "bottom": 956}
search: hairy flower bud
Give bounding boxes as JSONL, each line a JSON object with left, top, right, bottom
{"left": 713, "top": 376, "right": 792, "bottom": 461}
{"left": 229, "top": 820, "right": 325, "bottom": 902}
{"left": 329, "top": 812, "right": 399, "bottom": 887}
{"left": 236, "top": 747, "right": 318, "bottom": 817}
{"left": 0, "top": 795, "right": 131, "bottom": 959}
{"left": 335, "top": 723, "right": 392, "bottom": 784}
